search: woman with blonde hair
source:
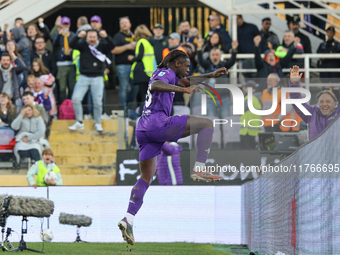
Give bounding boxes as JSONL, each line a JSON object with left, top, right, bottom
{"left": 11, "top": 104, "right": 48, "bottom": 163}
{"left": 0, "top": 93, "right": 17, "bottom": 128}
{"left": 127, "top": 24, "right": 156, "bottom": 114}
{"left": 27, "top": 23, "right": 49, "bottom": 52}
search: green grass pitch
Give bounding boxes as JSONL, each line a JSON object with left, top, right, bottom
{"left": 8, "top": 242, "right": 251, "bottom": 254}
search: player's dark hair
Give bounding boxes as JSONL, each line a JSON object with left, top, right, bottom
{"left": 157, "top": 50, "right": 189, "bottom": 68}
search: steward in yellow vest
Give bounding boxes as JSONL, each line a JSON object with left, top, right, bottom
{"left": 130, "top": 38, "right": 156, "bottom": 80}
{"left": 240, "top": 81, "right": 262, "bottom": 149}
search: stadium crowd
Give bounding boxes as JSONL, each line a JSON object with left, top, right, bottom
{"left": 0, "top": 12, "right": 338, "bottom": 163}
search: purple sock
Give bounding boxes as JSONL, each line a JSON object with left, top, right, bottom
{"left": 127, "top": 178, "right": 149, "bottom": 216}
{"left": 196, "top": 128, "right": 213, "bottom": 163}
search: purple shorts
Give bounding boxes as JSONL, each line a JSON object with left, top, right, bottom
{"left": 136, "top": 115, "right": 188, "bottom": 161}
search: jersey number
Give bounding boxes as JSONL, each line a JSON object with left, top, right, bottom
{"left": 145, "top": 86, "right": 152, "bottom": 108}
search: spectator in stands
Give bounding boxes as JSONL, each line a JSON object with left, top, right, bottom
{"left": 11, "top": 104, "right": 46, "bottom": 164}
{"left": 197, "top": 40, "right": 238, "bottom": 118}
{"left": 27, "top": 19, "right": 50, "bottom": 52}
{"left": 6, "top": 40, "right": 23, "bottom": 62}
{"left": 128, "top": 25, "right": 156, "bottom": 115}
{"left": 206, "top": 14, "right": 231, "bottom": 52}
{"left": 162, "top": 33, "right": 187, "bottom": 59}
{"left": 14, "top": 18, "right": 24, "bottom": 28}
{"left": 178, "top": 20, "right": 190, "bottom": 42}
{"left": 261, "top": 73, "right": 282, "bottom": 132}
{"left": 31, "top": 36, "right": 57, "bottom": 77}
{"left": 0, "top": 52, "right": 26, "bottom": 103}
{"left": 68, "top": 29, "right": 115, "bottom": 132}
{"left": 5, "top": 40, "right": 26, "bottom": 88}
{"left": 25, "top": 75, "right": 35, "bottom": 92}
{"left": 5, "top": 27, "right": 31, "bottom": 69}
{"left": 286, "top": 16, "right": 312, "bottom": 54}
{"left": 156, "top": 142, "right": 183, "bottom": 185}
{"left": 237, "top": 15, "right": 260, "bottom": 54}
{"left": 27, "top": 148, "right": 62, "bottom": 188}
{"left": 259, "top": 17, "right": 278, "bottom": 53}
{"left": 201, "top": 32, "right": 227, "bottom": 54}
{"left": 30, "top": 58, "right": 49, "bottom": 77}
{"left": 277, "top": 30, "right": 304, "bottom": 68}
{"left": 180, "top": 27, "right": 199, "bottom": 75}
{"left": 153, "top": 23, "right": 168, "bottom": 65}
{"left": 76, "top": 16, "right": 92, "bottom": 35}
{"left": 22, "top": 91, "right": 47, "bottom": 123}
{"left": 90, "top": 15, "right": 103, "bottom": 32}
{"left": 32, "top": 77, "right": 52, "bottom": 114}
{"left": 53, "top": 16, "right": 76, "bottom": 103}
{"left": 187, "top": 27, "right": 199, "bottom": 44}
{"left": 317, "top": 27, "right": 340, "bottom": 82}
{"left": 197, "top": 40, "right": 238, "bottom": 74}
{"left": 254, "top": 35, "right": 296, "bottom": 91}
{"left": 112, "top": 16, "right": 136, "bottom": 110}
{"left": 290, "top": 65, "right": 340, "bottom": 139}
{"left": 240, "top": 81, "right": 262, "bottom": 149}
{"left": 267, "top": 35, "right": 280, "bottom": 52}
{"left": 0, "top": 93, "right": 17, "bottom": 128}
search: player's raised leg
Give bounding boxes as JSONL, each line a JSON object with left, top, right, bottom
{"left": 181, "top": 115, "right": 222, "bottom": 181}
{"left": 118, "top": 157, "right": 157, "bottom": 245}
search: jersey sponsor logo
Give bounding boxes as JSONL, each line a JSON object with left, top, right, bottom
{"left": 158, "top": 71, "right": 166, "bottom": 76}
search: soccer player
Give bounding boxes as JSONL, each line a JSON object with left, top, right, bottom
{"left": 118, "top": 50, "right": 227, "bottom": 245}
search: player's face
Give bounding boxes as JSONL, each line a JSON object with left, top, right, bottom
{"left": 42, "top": 153, "right": 53, "bottom": 164}
{"left": 176, "top": 58, "right": 190, "bottom": 79}
{"left": 318, "top": 94, "right": 336, "bottom": 116}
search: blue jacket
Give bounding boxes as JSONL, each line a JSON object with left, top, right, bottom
{"left": 53, "top": 32, "right": 76, "bottom": 62}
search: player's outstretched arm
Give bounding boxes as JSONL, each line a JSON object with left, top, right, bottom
{"left": 178, "top": 67, "right": 228, "bottom": 87}
{"left": 151, "top": 80, "right": 201, "bottom": 94}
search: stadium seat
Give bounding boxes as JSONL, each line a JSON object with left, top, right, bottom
{"left": 0, "top": 128, "right": 18, "bottom": 169}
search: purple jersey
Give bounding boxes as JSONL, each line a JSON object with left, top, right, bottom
{"left": 137, "top": 67, "right": 180, "bottom": 131}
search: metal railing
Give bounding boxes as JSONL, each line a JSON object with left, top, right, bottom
{"left": 222, "top": 53, "right": 340, "bottom": 90}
